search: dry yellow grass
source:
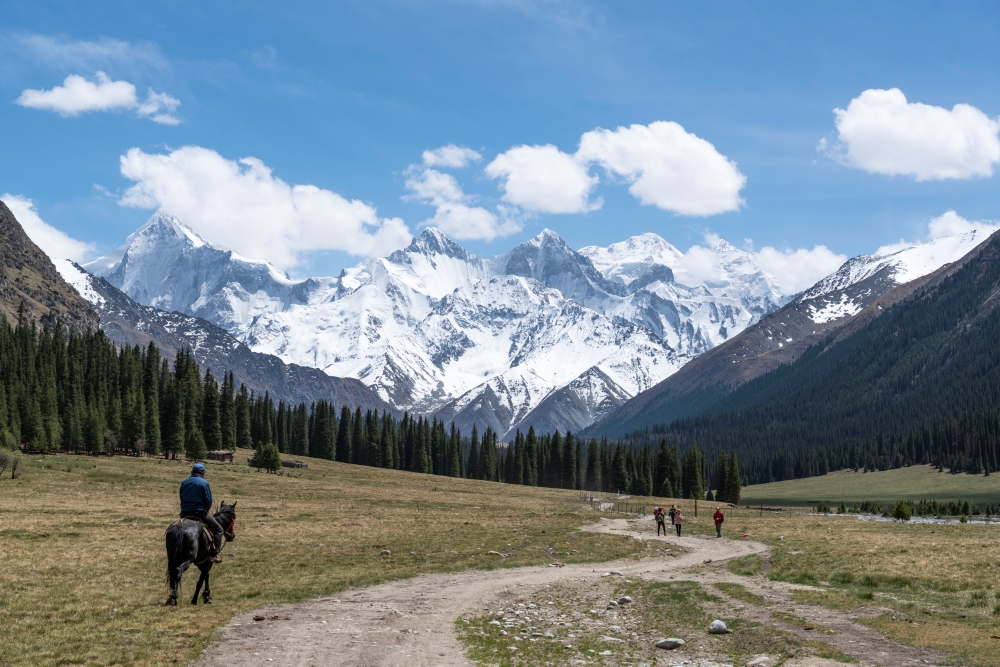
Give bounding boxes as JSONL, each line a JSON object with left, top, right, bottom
{"left": 5, "top": 455, "right": 1000, "bottom": 666}
{"left": 687, "top": 508, "right": 1000, "bottom": 666}
{"left": 0, "top": 451, "right": 646, "bottom": 666}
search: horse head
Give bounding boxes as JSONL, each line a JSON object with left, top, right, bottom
{"left": 217, "top": 500, "right": 237, "bottom": 541}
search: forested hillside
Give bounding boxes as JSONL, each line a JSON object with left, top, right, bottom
{"left": 634, "top": 230, "right": 1000, "bottom": 485}
{"left": 0, "top": 312, "right": 742, "bottom": 499}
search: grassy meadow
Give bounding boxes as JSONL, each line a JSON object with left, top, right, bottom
{"left": 681, "top": 505, "right": 1000, "bottom": 667}
{"left": 741, "top": 464, "right": 1000, "bottom": 507}
{"left": 4, "top": 452, "right": 1000, "bottom": 666}
{"left": 0, "top": 450, "right": 650, "bottom": 667}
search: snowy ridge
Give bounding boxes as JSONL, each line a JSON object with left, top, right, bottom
{"left": 800, "top": 229, "right": 990, "bottom": 324}
{"left": 82, "top": 213, "right": 985, "bottom": 438}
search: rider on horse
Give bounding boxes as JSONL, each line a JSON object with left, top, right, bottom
{"left": 180, "top": 463, "right": 224, "bottom": 563}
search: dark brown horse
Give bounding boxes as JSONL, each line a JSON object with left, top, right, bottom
{"left": 165, "top": 501, "right": 237, "bottom": 606}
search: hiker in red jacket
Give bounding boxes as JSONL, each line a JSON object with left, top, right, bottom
{"left": 713, "top": 507, "right": 724, "bottom": 538}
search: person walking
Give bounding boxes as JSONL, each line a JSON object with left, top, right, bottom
{"left": 674, "top": 508, "right": 683, "bottom": 536}
{"left": 655, "top": 506, "right": 667, "bottom": 536}
{"left": 668, "top": 504, "right": 677, "bottom": 526}
{"left": 713, "top": 507, "right": 725, "bottom": 538}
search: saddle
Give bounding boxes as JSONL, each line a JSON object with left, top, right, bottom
{"left": 176, "top": 515, "right": 217, "bottom": 549}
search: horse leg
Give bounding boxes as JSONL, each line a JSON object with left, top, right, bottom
{"left": 202, "top": 565, "right": 213, "bottom": 604}
{"left": 191, "top": 567, "right": 206, "bottom": 605}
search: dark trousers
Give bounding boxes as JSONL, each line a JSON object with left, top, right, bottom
{"left": 716, "top": 524, "right": 722, "bottom": 537}
{"left": 181, "top": 511, "right": 224, "bottom": 552}
{"left": 656, "top": 520, "right": 666, "bottom": 536}
{"left": 675, "top": 523, "right": 682, "bottom": 536}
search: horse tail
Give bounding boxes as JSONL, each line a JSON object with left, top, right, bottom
{"left": 165, "top": 523, "right": 186, "bottom": 582}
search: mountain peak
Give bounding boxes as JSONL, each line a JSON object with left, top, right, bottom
{"left": 141, "top": 212, "right": 210, "bottom": 249}
{"left": 399, "top": 227, "right": 470, "bottom": 261}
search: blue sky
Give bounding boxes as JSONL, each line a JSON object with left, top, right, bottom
{"left": 2, "top": 1, "right": 1000, "bottom": 289}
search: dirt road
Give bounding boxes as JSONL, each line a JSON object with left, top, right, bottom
{"left": 192, "top": 519, "right": 946, "bottom": 667}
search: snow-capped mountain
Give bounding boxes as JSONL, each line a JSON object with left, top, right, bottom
{"left": 85, "top": 213, "right": 317, "bottom": 335}
{"left": 587, "top": 227, "right": 994, "bottom": 437}
{"left": 84, "top": 214, "right": 791, "bottom": 437}
{"left": 55, "top": 259, "right": 392, "bottom": 411}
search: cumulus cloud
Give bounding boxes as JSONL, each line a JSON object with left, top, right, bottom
{"left": 118, "top": 146, "right": 411, "bottom": 268}
{"left": 1, "top": 194, "right": 95, "bottom": 261}
{"left": 577, "top": 121, "right": 746, "bottom": 215}
{"left": 404, "top": 166, "right": 520, "bottom": 241}
{"left": 422, "top": 144, "right": 482, "bottom": 168}
{"left": 927, "top": 210, "right": 999, "bottom": 238}
{"left": 754, "top": 245, "right": 848, "bottom": 295}
{"left": 16, "top": 72, "right": 181, "bottom": 124}
{"left": 485, "top": 144, "right": 599, "bottom": 214}
{"left": 828, "top": 88, "right": 1000, "bottom": 181}
{"left": 484, "top": 122, "right": 744, "bottom": 217}
{"left": 876, "top": 211, "right": 1000, "bottom": 256}
{"left": 664, "top": 232, "right": 844, "bottom": 296}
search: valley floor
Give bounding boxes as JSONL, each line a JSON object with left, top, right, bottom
{"left": 742, "top": 465, "right": 1000, "bottom": 507}
{"left": 193, "top": 519, "right": 945, "bottom": 667}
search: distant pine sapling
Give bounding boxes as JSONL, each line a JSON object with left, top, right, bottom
{"left": 891, "top": 500, "right": 912, "bottom": 522}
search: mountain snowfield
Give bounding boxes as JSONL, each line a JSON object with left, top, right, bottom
{"left": 78, "top": 213, "right": 987, "bottom": 439}
{"left": 798, "top": 227, "right": 994, "bottom": 324}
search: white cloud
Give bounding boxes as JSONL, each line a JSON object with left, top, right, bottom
{"left": 754, "top": 245, "right": 847, "bottom": 295}
{"left": 829, "top": 88, "right": 1000, "bottom": 181}
{"left": 665, "top": 231, "right": 844, "bottom": 296}
{"left": 485, "top": 144, "right": 599, "bottom": 214}
{"left": 118, "top": 146, "right": 411, "bottom": 268}
{"left": 404, "top": 166, "right": 520, "bottom": 241}
{"left": 577, "top": 121, "right": 746, "bottom": 216}
{"left": 422, "top": 144, "right": 482, "bottom": 168}
{"left": 482, "top": 122, "right": 743, "bottom": 217}
{"left": 927, "top": 210, "right": 999, "bottom": 239}
{"left": 1, "top": 194, "right": 95, "bottom": 262}
{"left": 16, "top": 72, "right": 181, "bottom": 124}
{"left": 876, "top": 211, "right": 1000, "bottom": 256}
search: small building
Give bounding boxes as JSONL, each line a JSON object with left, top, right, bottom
{"left": 207, "top": 450, "right": 234, "bottom": 463}
{"left": 281, "top": 459, "right": 308, "bottom": 469}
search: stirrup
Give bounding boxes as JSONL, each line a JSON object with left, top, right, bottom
{"left": 208, "top": 554, "right": 223, "bottom": 563}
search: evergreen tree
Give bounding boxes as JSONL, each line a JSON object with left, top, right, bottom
{"left": 466, "top": 424, "right": 480, "bottom": 480}
{"left": 202, "top": 369, "right": 222, "bottom": 451}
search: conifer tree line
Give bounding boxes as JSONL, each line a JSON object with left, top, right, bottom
{"left": 0, "top": 311, "right": 743, "bottom": 498}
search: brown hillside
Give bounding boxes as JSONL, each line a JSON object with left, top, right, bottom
{"left": 0, "top": 200, "right": 99, "bottom": 332}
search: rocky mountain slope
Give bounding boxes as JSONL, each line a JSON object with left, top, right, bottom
{"left": 56, "top": 260, "right": 392, "bottom": 412}
{"left": 0, "top": 201, "right": 98, "bottom": 333}
{"left": 86, "top": 215, "right": 788, "bottom": 437}
{"left": 586, "top": 227, "right": 995, "bottom": 437}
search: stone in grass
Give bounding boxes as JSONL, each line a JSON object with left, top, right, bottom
{"left": 488, "top": 620, "right": 502, "bottom": 626}
{"left": 618, "top": 595, "right": 633, "bottom": 605}
{"left": 380, "top": 549, "right": 391, "bottom": 556}
{"left": 708, "top": 619, "right": 730, "bottom": 634}
{"left": 607, "top": 600, "right": 619, "bottom": 608}
{"left": 655, "top": 637, "right": 685, "bottom": 650}
{"left": 745, "top": 656, "right": 772, "bottom": 667}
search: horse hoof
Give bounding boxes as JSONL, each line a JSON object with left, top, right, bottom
{"left": 166, "top": 598, "right": 177, "bottom": 606}
{"left": 203, "top": 597, "right": 213, "bottom": 604}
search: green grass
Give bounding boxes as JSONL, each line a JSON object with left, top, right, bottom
{"left": 727, "top": 554, "right": 763, "bottom": 576}
{"left": 714, "top": 582, "right": 770, "bottom": 606}
{"left": 741, "top": 465, "right": 1000, "bottom": 507}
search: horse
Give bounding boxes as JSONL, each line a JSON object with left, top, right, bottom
{"left": 165, "top": 501, "right": 237, "bottom": 606}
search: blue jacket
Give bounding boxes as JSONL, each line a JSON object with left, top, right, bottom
{"left": 180, "top": 474, "right": 213, "bottom": 513}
